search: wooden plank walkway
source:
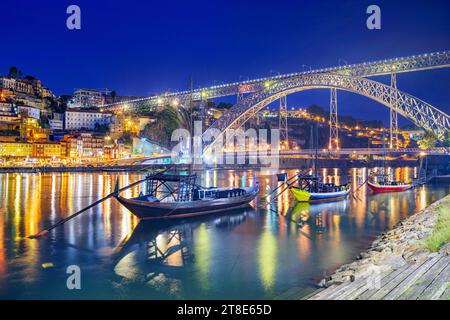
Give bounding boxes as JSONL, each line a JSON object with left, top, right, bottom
{"left": 302, "top": 253, "right": 450, "bottom": 300}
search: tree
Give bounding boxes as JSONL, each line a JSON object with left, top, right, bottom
{"left": 418, "top": 132, "right": 437, "bottom": 149}
{"left": 94, "top": 122, "right": 109, "bottom": 133}
{"left": 443, "top": 131, "right": 450, "bottom": 148}
{"left": 142, "top": 105, "right": 190, "bottom": 148}
{"left": 60, "top": 95, "right": 72, "bottom": 104}
{"left": 38, "top": 116, "right": 50, "bottom": 129}
{"left": 177, "top": 105, "right": 193, "bottom": 135}
{"left": 119, "top": 132, "right": 133, "bottom": 146}
{"left": 111, "top": 90, "right": 117, "bottom": 103}
{"left": 216, "top": 102, "right": 233, "bottom": 109}
{"left": 306, "top": 104, "right": 326, "bottom": 116}
{"left": 8, "top": 66, "right": 22, "bottom": 78}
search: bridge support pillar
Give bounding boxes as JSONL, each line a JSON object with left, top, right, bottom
{"left": 390, "top": 73, "right": 399, "bottom": 149}
{"left": 329, "top": 88, "right": 339, "bottom": 150}
{"left": 199, "top": 99, "right": 207, "bottom": 128}
{"left": 279, "top": 95, "right": 288, "bottom": 146}
{"left": 237, "top": 91, "right": 243, "bottom": 104}
{"left": 256, "top": 112, "right": 261, "bottom": 126}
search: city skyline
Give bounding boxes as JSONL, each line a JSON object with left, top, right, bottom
{"left": 1, "top": 0, "right": 450, "bottom": 124}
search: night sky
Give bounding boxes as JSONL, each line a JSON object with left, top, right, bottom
{"left": 1, "top": 0, "right": 449, "bottom": 125}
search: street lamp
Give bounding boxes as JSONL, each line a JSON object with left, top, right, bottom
{"left": 171, "top": 98, "right": 179, "bottom": 107}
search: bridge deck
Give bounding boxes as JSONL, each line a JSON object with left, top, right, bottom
{"left": 102, "top": 50, "right": 450, "bottom": 109}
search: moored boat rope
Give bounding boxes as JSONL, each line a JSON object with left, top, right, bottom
{"left": 257, "top": 171, "right": 309, "bottom": 209}
{"left": 28, "top": 167, "right": 173, "bottom": 239}
{"left": 349, "top": 172, "right": 375, "bottom": 201}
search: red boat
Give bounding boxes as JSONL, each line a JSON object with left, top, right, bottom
{"left": 367, "top": 181, "right": 413, "bottom": 193}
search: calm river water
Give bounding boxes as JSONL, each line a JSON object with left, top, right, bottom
{"left": 0, "top": 168, "right": 448, "bottom": 299}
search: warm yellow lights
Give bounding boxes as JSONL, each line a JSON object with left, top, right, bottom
{"left": 171, "top": 98, "right": 179, "bottom": 107}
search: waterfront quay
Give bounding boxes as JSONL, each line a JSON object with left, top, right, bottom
{"left": 0, "top": 153, "right": 448, "bottom": 173}
{"left": 303, "top": 195, "right": 450, "bottom": 300}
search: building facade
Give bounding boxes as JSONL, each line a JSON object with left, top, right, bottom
{"left": 0, "top": 76, "right": 34, "bottom": 95}
{"left": 32, "top": 142, "right": 62, "bottom": 158}
{"left": 0, "top": 88, "right": 15, "bottom": 102}
{"left": 49, "top": 119, "right": 64, "bottom": 131}
{"left": 0, "top": 142, "right": 33, "bottom": 157}
{"left": 18, "top": 106, "right": 40, "bottom": 119}
{"left": 69, "top": 89, "right": 105, "bottom": 108}
{"left": 65, "top": 109, "right": 113, "bottom": 131}
{"left": 61, "top": 133, "right": 104, "bottom": 159}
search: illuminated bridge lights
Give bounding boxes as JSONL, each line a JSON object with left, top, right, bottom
{"left": 102, "top": 50, "right": 450, "bottom": 112}
{"left": 202, "top": 72, "right": 450, "bottom": 154}
{"left": 99, "top": 50, "right": 450, "bottom": 143}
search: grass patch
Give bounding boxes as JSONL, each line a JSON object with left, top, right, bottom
{"left": 423, "top": 203, "right": 450, "bottom": 252}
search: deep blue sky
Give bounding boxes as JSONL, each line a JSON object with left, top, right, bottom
{"left": 1, "top": 0, "right": 449, "bottom": 124}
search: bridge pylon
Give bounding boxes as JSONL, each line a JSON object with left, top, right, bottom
{"left": 329, "top": 88, "right": 339, "bottom": 150}
{"left": 199, "top": 99, "right": 207, "bottom": 128}
{"left": 390, "top": 73, "right": 399, "bottom": 149}
{"left": 256, "top": 112, "right": 261, "bottom": 126}
{"left": 279, "top": 95, "right": 288, "bottom": 146}
{"left": 237, "top": 91, "right": 244, "bottom": 104}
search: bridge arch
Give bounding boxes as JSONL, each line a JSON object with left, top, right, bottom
{"left": 202, "top": 73, "right": 450, "bottom": 152}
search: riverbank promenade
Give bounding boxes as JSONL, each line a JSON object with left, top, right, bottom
{"left": 304, "top": 195, "right": 450, "bottom": 300}
{"left": 307, "top": 250, "right": 449, "bottom": 300}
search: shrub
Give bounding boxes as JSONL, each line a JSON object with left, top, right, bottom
{"left": 423, "top": 203, "right": 450, "bottom": 252}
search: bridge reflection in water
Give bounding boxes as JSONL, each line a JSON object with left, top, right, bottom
{"left": 0, "top": 168, "right": 448, "bottom": 299}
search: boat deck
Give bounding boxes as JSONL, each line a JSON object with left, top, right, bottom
{"left": 290, "top": 252, "right": 450, "bottom": 300}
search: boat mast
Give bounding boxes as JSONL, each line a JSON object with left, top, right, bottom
{"left": 314, "top": 123, "right": 318, "bottom": 181}
{"left": 382, "top": 131, "right": 388, "bottom": 183}
{"left": 189, "top": 76, "right": 194, "bottom": 173}
{"left": 309, "top": 123, "right": 319, "bottom": 192}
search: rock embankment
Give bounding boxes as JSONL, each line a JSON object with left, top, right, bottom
{"left": 319, "top": 194, "right": 450, "bottom": 288}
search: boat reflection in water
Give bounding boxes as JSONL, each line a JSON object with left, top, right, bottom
{"left": 113, "top": 209, "right": 249, "bottom": 298}
{"left": 286, "top": 202, "right": 311, "bottom": 225}
{"left": 283, "top": 199, "right": 349, "bottom": 234}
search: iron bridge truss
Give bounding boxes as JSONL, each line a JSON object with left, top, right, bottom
{"left": 102, "top": 50, "right": 450, "bottom": 113}
{"left": 100, "top": 50, "right": 450, "bottom": 144}
{"left": 202, "top": 73, "right": 450, "bottom": 153}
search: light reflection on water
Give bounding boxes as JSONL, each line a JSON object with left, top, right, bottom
{"left": 0, "top": 168, "right": 448, "bottom": 299}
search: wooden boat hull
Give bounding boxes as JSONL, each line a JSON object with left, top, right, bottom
{"left": 290, "top": 186, "right": 350, "bottom": 203}
{"left": 116, "top": 192, "right": 257, "bottom": 220}
{"left": 367, "top": 181, "right": 412, "bottom": 193}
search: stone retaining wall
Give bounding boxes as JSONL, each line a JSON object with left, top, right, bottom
{"left": 319, "top": 194, "right": 450, "bottom": 287}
